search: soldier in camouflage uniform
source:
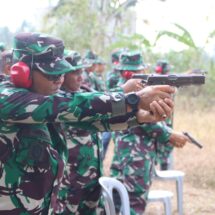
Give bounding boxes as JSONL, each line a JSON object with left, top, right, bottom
{"left": 109, "top": 51, "right": 189, "bottom": 214}
{"left": 93, "top": 56, "right": 106, "bottom": 92}
{"left": 0, "top": 32, "right": 175, "bottom": 214}
{"left": 105, "top": 48, "right": 127, "bottom": 90}
{"left": 82, "top": 50, "right": 99, "bottom": 90}
{"left": 54, "top": 50, "right": 103, "bottom": 214}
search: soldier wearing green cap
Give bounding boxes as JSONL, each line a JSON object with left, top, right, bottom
{"left": 54, "top": 50, "right": 103, "bottom": 214}
{"left": 93, "top": 56, "right": 106, "bottom": 92}
{"left": 82, "top": 50, "right": 106, "bottom": 92}
{"left": 155, "top": 59, "right": 171, "bottom": 74}
{"left": 82, "top": 50, "right": 98, "bottom": 90}
{"left": 0, "top": 32, "right": 175, "bottom": 214}
{"left": 109, "top": 50, "right": 188, "bottom": 214}
{"left": 106, "top": 48, "right": 128, "bottom": 90}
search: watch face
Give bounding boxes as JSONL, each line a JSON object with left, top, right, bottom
{"left": 128, "top": 94, "right": 139, "bottom": 105}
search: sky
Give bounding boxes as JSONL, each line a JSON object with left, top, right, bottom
{"left": 0, "top": 0, "right": 53, "bottom": 32}
{"left": 0, "top": 0, "right": 215, "bottom": 53}
{"left": 135, "top": 0, "right": 215, "bottom": 53}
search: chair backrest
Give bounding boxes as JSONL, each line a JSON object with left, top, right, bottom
{"left": 99, "top": 176, "right": 131, "bottom": 215}
{"left": 154, "top": 168, "right": 185, "bottom": 180}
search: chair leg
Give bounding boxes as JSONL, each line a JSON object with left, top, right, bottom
{"left": 176, "top": 177, "right": 183, "bottom": 215}
{"left": 163, "top": 197, "right": 172, "bottom": 215}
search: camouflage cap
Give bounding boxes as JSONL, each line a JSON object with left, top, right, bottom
{"left": 155, "top": 59, "right": 170, "bottom": 74}
{"left": 64, "top": 49, "right": 91, "bottom": 70}
{"left": 83, "top": 50, "right": 98, "bottom": 64}
{"left": 111, "top": 48, "right": 128, "bottom": 65}
{"left": 115, "top": 50, "right": 145, "bottom": 71}
{"left": 13, "top": 32, "right": 75, "bottom": 75}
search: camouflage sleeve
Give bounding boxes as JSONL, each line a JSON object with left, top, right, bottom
{"left": 106, "top": 71, "right": 121, "bottom": 90}
{"left": 136, "top": 122, "right": 172, "bottom": 144}
{"left": 141, "top": 122, "right": 174, "bottom": 161}
{"left": 0, "top": 82, "right": 129, "bottom": 125}
{"left": 109, "top": 87, "right": 124, "bottom": 93}
{"left": 66, "top": 114, "right": 139, "bottom": 132}
{"left": 152, "top": 122, "right": 174, "bottom": 163}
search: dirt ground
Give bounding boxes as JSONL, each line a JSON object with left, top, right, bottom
{"left": 104, "top": 138, "right": 215, "bottom": 215}
{"left": 102, "top": 92, "right": 215, "bottom": 215}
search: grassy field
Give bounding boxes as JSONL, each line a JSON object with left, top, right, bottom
{"left": 103, "top": 93, "right": 215, "bottom": 215}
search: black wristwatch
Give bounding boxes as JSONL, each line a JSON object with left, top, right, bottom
{"left": 125, "top": 93, "right": 140, "bottom": 112}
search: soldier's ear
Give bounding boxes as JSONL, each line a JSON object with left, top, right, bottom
{"left": 10, "top": 62, "right": 32, "bottom": 88}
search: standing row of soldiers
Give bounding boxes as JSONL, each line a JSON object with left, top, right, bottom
{"left": 0, "top": 32, "right": 190, "bottom": 215}
{"left": 105, "top": 50, "right": 190, "bottom": 214}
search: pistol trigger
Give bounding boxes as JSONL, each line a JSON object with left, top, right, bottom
{"left": 141, "top": 79, "right": 147, "bottom": 84}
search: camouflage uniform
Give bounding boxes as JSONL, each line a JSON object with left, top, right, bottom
{"left": 55, "top": 51, "right": 103, "bottom": 215}
{"left": 105, "top": 48, "right": 127, "bottom": 90}
{"left": 106, "top": 70, "right": 121, "bottom": 90}
{"left": 81, "top": 50, "right": 98, "bottom": 90}
{"left": 81, "top": 71, "right": 96, "bottom": 90}
{"left": 55, "top": 90, "right": 102, "bottom": 215}
{"left": 0, "top": 33, "right": 138, "bottom": 214}
{"left": 93, "top": 57, "right": 107, "bottom": 92}
{"left": 92, "top": 73, "right": 106, "bottom": 92}
{"left": 109, "top": 51, "right": 173, "bottom": 214}
{"left": 86, "top": 72, "right": 106, "bottom": 92}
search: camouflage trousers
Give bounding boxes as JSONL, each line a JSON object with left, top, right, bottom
{"left": 110, "top": 131, "right": 157, "bottom": 215}
{"left": 155, "top": 142, "right": 174, "bottom": 170}
{"left": 54, "top": 132, "right": 103, "bottom": 215}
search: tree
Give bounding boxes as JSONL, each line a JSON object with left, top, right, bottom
{"left": 41, "top": 0, "right": 138, "bottom": 55}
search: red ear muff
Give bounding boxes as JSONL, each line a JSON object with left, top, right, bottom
{"left": 10, "top": 62, "right": 32, "bottom": 88}
{"left": 122, "top": 70, "right": 134, "bottom": 79}
{"left": 155, "top": 65, "right": 163, "bottom": 74}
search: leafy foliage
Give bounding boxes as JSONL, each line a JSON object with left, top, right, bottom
{"left": 155, "top": 23, "right": 197, "bottom": 49}
{"left": 41, "top": 0, "right": 137, "bottom": 55}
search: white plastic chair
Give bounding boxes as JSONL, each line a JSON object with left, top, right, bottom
{"left": 147, "top": 190, "right": 173, "bottom": 215}
{"left": 154, "top": 169, "right": 185, "bottom": 215}
{"left": 99, "top": 176, "right": 130, "bottom": 215}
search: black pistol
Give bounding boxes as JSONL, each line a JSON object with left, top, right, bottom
{"left": 131, "top": 73, "right": 205, "bottom": 87}
{"left": 183, "top": 132, "right": 203, "bottom": 149}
